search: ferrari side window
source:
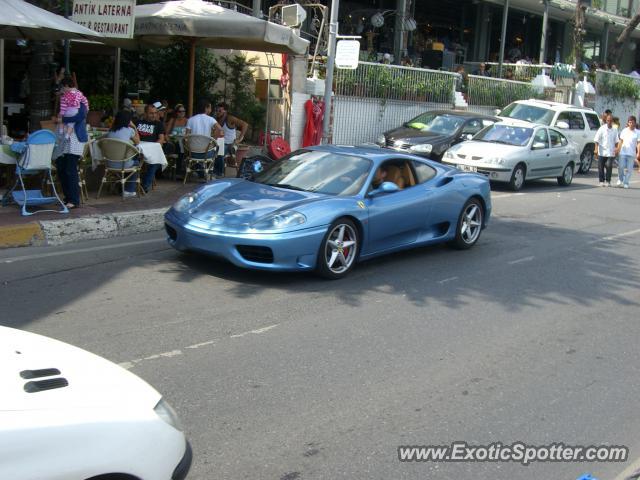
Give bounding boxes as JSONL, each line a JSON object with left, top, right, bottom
{"left": 412, "top": 161, "right": 437, "bottom": 184}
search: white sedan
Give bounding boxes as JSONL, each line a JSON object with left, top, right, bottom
{"left": 442, "top": 119, "right": 580, "bottom": 191}
{"left": 0, "top": 326, "right": 191, "bottom": 480}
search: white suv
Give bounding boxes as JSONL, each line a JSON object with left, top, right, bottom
{"left": 0, "top": 326, "right": 191, "bottom": 480}
{"left": 498, "top": 99, "right": 601, "bottom": 173}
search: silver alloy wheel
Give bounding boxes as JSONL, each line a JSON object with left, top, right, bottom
{"left": 563, "top": 164, "right": 573, "bottom": 183}
{"left": 460, "top": 203, "right": 483, "bottom": 245}
{"left": 324, "top": 223, "right": 358, "bottom": 274}
{"left": 513, "top": 167, "right": 524, "bottom": 190}
{"left": 580, "top": 150, "right": 593, "bottom": 173}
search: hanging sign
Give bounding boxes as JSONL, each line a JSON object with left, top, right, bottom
{"left": 335, "top": 40, "right": 360, "bottom": 70}
{"left": 72, "top": 0, "right": 135, "bottom": 38}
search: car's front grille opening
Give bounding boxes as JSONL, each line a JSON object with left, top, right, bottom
{"left": 236, "top": 245, "right": 274, "bottom": 264}
{"left": 20, "top": 368, "right": 61, "bottom": 379}
{"left": 24, "top": 378, "right": 69, "bottom": 393}
{"left": 165, "top": 223, "right": 177, "bottom": 241}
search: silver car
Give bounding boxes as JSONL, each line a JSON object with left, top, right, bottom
{"left": 442, "top": 119, "right": 580, "bottom": 191}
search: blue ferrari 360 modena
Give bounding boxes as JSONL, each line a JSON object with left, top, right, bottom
{"left": 164, "top": 145, "right": 491, "bottom": 279}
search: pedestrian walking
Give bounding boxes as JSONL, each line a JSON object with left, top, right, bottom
{"left": 615, "top": 115, "right": 639, "bottom": 189}
{"left": 593, "top": 112, "right": 619, "bottom": 187}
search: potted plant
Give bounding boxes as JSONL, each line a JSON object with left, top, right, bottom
{"left": 87, "top": 94, "right": 113, "bottom": 127}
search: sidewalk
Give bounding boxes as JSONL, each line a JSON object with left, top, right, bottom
{"left": 0, "top": 179, "right": 195, "bottom": 248}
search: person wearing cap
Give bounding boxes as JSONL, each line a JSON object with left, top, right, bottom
{"left": 152, "top": 101, "right": 167, "bottom": 122}
{"left": 134, "top": 103, "right": 166, "bottom": 192}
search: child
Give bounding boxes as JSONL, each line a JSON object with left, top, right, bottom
{"left": 58, "top": 77, "right": 89, "bottom": 140}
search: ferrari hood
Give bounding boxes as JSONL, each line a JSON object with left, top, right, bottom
{"left": 0, "top": 326, "right": 160, "bottom": 411}
{"left": 190, "top": 180, "right": 323, "bottom": 227}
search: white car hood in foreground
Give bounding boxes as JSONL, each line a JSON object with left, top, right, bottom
{"left": 0, "top": 326, "right": 160, "bottom": 411}
{"left": 448, "top": 141, "right": 522, "bottom": 159}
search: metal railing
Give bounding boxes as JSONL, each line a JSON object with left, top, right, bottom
{"left": 595, "top": 69, "right": 640, "bottom": 100}
{"left": 466, "top": 75, "right": 551, "bottom": 110}
{"left": 464, "top": 62, "right": 576, "bottom": 83}
{"left": 209, "top": 0, "right": 252, "bottom": 15}
{"left": 331, "top": 62, "right": 457, "bottom": 145}
{"left": 334, "top": 61, "right": 457, "bottom": 103}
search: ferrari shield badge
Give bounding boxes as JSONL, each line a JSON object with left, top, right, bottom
{"left": 357, "top": 201, "right": 365, "bottom": 209}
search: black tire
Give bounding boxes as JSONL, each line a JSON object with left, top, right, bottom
{"left": 579, "top": 148, "right": 594, "bottom": 173}
{"left": 450, "top": 198, "right": 484, "bottom": 250}
{"left": 509, "top": 164, "right": 526, "bottom": 191}
{"left": 316, "top": 218, "right": 360, "bottom": 279}
{"left": 557, "top": 163, "right": 574, "bottom": 186}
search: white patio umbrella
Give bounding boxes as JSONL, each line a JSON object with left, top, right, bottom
{"left": 123, "top": 0, "right": 309, "bottom": 114}
{"left": 0, "top": 0, "right": 103, "bottom": 40}
{"left": 0, "top": 0, "right": 103, "bottom": 135}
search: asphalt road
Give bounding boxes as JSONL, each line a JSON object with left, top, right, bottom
{"left": 2, "top": 172, "right": 640, "bottom": 480}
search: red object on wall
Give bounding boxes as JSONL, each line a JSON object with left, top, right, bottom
{"left": 302, "top": 98, "right": 325, "bottom": 147}
{"left": 280, "top": 54, "right": 289, "bottom": 89}
{"left": 268, "top": 137, "right": 291, "bottom": 159}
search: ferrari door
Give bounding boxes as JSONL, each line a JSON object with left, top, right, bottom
{"left": 364, "top": 161, "right": 433, "bottom": 254}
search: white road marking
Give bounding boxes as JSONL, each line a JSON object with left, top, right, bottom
{"left": 613, "top": 452, "right": 640, "bottom": 480}
{"left": 508, "top": 256, "right": 535, "bottom": 265}
{"left": 118, "top": 323, "right": 280, "bottom": 369}
{"left": 1, "top": 238, "right": 166, "bottom": 264}
{"left": 185, "top": 340, "right": 216, "bottom": 349}
{"left": 588, "top": 228, "right": 640, "bottom": 245}
{"left": 230, "top": 323, "right": 280, "bottom": 338}
{"left": 438, "top": 276, "right": 459, "bottom": 284}
{"left": 491, "top": 193, "right": 526, "bottom": 199}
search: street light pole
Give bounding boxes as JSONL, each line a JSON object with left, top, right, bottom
{"left": 539, "top": 0, "right": 549, "bottom": 64}
{"left": 64, "top": 0, "right": 70, "bottom": 72}
{"left": 321, "top": 0, "right": 339, "bottom": 144}
{"left": 498, "top": 0, "right": 509, "bottom": 77}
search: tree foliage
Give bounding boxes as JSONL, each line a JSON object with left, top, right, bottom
{"left": 121, "top": 43, "right": 223, "bottom": 106}
{"left": 218, "top": 55, "right": 265, "bottom": 129}
{"left": 608, "top": 10, "right": 640, "bottom": 66}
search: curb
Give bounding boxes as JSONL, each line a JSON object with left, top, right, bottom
{"left": 0, "top": 208, "right": 167, "bottom": 249}
{"left": 0, "top": 223, "right": 45, "bottom": 248}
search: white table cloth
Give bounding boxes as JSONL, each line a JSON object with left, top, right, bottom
{"left": 90, "top": 141, "right": 168, "bottom": 170}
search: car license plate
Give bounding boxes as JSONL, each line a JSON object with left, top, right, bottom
{"left": 459, "top": 164, "right": 477, "bottom": 172}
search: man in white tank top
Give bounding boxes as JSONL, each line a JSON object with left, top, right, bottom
{"left": 215, "top": 102, "right": 249, "bottom": 177}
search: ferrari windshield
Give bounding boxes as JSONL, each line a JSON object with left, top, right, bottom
{"left": 406, "top": 113, "right": 465, "bottom": 134}
{"left": 500, "top": 103, "right": 555, "bottom": 125}
{"left": 474, "top": 124, "right": 533, "bottom": 146}
{"left": 254, "top": 150, "right": 372, "bottom": 196}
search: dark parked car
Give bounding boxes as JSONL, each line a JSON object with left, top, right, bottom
{"left": 376, "top": 110, "right": 499, "bottom": 161}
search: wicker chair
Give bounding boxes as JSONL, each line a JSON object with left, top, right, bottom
{"left": 183, "top": 134, "right": 218, "bottom": 184}
{"left": 96, "top": 138, "right": 142, "bottom": 199}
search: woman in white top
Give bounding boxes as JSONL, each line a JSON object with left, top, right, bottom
{"left": 615, "top": 115, "right": 639, "bottom": 189}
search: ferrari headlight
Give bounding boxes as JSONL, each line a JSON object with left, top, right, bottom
{"left": 409, "top": 144, "right": 433, "bottom": 154}
{"left": 154, "top": 398, "right": 183, "bottom": 431}
{"left": 252, "top": 210, "right": 306, "bottom": 230}
{"left": 444, "top": 151, "right": 455, "bottom": 159}
{"left": 376, "top": 134, "right": 386, "bottom": 146}
{"left": 173, "top": 192, "right": 199, "bottom": 212}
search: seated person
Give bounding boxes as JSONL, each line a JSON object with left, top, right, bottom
{"left": 105, "top": 110, "right": 141, "bottom": 198}
{"left": 385, "top": 165, "right": 405, "bottom": 189}
{"left": 166, "top": 103, "right": 188, "bottom": 136}
{"left": 371, "top": 165, "right": 388, "bottom": 189}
